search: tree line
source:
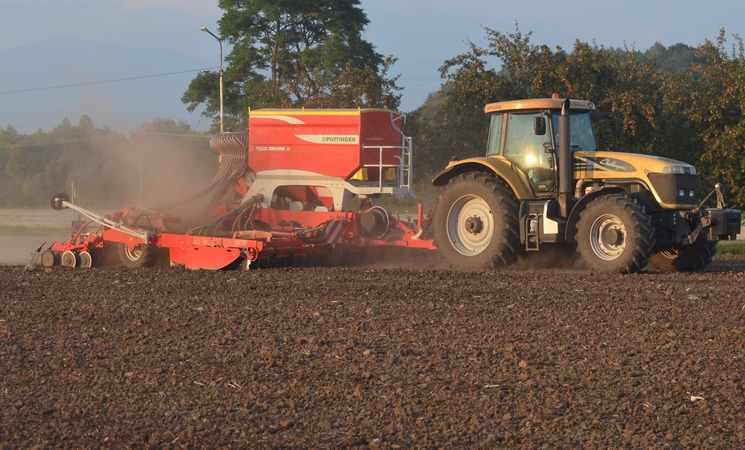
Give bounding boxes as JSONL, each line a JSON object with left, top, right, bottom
{"left": 409, "top": 27, "right": 745, "bottom": 207}
{"left": 3, "top": 0, "right": 745, "bottom": 209}
{"left": 0, "top": 117, "right": 213, "bottom": 208}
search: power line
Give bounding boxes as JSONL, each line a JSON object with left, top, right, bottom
{"left": 0, "top": 67, "right": 219, "bottom": 95}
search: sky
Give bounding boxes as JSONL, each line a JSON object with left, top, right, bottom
{"left": 1, "top": 0, "right": 745, "bottom": 132}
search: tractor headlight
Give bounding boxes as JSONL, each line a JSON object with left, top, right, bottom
{"left": 663, "top": 165, "right": 696, "bottom": 175}
{"left": 677, "top": 188, "right": 696, "bottom": 199}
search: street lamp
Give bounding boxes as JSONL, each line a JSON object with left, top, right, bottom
{"left": 200, "top": 26, "right": 224, "bottom": 133}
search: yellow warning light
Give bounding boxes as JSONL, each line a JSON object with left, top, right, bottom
{"left": 351, "top": 168, "right": 368, "bottom": 180}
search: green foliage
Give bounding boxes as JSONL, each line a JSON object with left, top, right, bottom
{"left": 409, "top": 25, "right": 745, "bottom": 207}
{"left": 717, "top": 241, "right": 745, "bottom": 255}
{"left": 183, "top": 0, "right": 401, "bottom": 130}
{"left": 0, "top": 117, "right": 214, "bottom": 208}
{"left": 643, "top": 42, "right": 701, "bottom": 74}
{"left": 680, "top": 30, "right": 745, "bottom": 205}
{"left": 1, "top": 117, "right": 122, "bottom": 207}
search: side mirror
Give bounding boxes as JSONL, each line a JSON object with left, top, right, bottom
{"left": 533, "top": 116, "right": 546, "bottom": 135}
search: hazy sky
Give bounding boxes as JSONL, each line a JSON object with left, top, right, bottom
{"left": 2, "top": 0, "right": 744, "bottom": 128}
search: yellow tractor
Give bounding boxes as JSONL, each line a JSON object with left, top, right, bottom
{"left": 432, "top": 96, "right": 741, "bottom": 273}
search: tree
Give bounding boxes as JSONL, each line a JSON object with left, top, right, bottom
{"left": 182, "top": 0, "right": 401, "bottom": 130}
{"left": 409, "top": 24, "right": 681, "bottom": 179}
{"left": 0, "top": 116, "right": 224, "bottom": 208}
{"left": 411, "top": 25, "right": 549, "bottom": 178}
{"left": 644, "top": 42, "right": 700, "bottom": 75}
{"left": 682, "top": 30, "right": 745, "bottom": 206}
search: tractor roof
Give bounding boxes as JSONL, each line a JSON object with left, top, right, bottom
{"left": 483, "top": 98, "right": 595, "bottom": 114}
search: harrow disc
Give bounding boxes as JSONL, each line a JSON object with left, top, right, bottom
{"left": 78, "top": 251, "right": 94, "bottom": 269}
{"left": 41, "top": 250, "right": 58, "bottom": 268}
{"left": 60, "top": 250, "right": 77, "bottom": 268}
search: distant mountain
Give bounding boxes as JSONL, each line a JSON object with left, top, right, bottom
{"left": 0, "top": 36, "right": 213, "bottom": 133}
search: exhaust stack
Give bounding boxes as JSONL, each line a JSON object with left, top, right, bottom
{"left": 558, "top": 98, "right": 572, "bottom": 218}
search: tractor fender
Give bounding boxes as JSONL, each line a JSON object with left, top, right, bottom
{"left": 565, "top": 186, "right": 625, "bottom": 241}
{"left": 432, "top": 157, "right": 533, "bottom": 200}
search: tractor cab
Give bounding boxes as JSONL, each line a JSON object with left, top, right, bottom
{"left": 484, "top": 97, "right": 597, "bottom": 197}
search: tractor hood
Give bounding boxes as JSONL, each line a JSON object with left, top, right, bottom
{"left": 573, "top": 151, "right": 696, "bottom": 176}
{"left": 574, "top": 151, "right": 698, "bottom": 208}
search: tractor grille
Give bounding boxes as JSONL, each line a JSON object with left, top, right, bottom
{"left": 648, "top": 173, "right": 697, "bottom": 205}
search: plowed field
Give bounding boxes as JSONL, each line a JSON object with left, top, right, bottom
{"left": 2, "top": 257, "right": 744, "bottom": 448}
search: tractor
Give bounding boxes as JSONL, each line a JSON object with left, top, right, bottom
{"left": 41, "top": 98, "right": 740, "bottom": 274}
{"left": 431, "top": 96, "right": 741, "bottom": 273}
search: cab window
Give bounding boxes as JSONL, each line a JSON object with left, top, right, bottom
{"left": 486, "top": 114, "right": 503, "bottom": 155}
{"left": 504, "top": 112, "right": 555, "bottom": 193}
{"left": 550, "top": 112, "right": 598, "bottom": 151}
{"left": 504, "top": 112, "right": 546, "bottom": 166}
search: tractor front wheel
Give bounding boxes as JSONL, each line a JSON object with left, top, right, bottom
{"left": 576, "top": 194, "right": 655, "bottom": 273}
{"left": 433, "top": 173, "right": 520, "bottom": 270}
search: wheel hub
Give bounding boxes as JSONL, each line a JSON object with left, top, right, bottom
{"left": 590, "top": 213, "right": 627, "bottom": 260}
{"left": 603, "top": 228, "right": 624, "bottom": 246}
{"left": 465, "top": 216, "right": 484, "bottom": 234}
{"left": 446, "top": 194, "right": 494, "bottom": 256}
{"left": 124, "top": 246, "right": 143, "bottom": 261}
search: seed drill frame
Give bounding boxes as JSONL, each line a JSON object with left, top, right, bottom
{"left": 43, "top": 109, "right": 435, "bottom": 270}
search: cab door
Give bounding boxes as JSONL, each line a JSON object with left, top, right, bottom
{"left": 503, "top": 112, "right": 555, "bottom": 194}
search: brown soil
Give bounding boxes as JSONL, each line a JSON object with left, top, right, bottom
{"left": 2, "top": 257, "right": 745, "bottom": 448}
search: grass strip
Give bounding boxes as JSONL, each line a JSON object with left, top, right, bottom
{"left": 717, "top": 241, "right": 745, "bottom": 255}
{"left": 0, "top": 225, "right": 71, "bottom": 236}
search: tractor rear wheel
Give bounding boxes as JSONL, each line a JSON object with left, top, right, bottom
{"left": 650, "top": 240, "right": 717, "bottom": 272}
{"left": 117, "top": 243, "right": 159, "bottom": 268}
{"left": 434, "top": 173, "right": 520, "bottom": 270}
{"left": 576, "top": 194, "right": 655, "bottom": 273}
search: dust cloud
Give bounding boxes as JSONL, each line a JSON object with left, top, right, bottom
{"left": 0, "top": 133, "right": 222, "bottom": 266}
{"left": 99, "top": 133, "right": 217, "bottom": 213}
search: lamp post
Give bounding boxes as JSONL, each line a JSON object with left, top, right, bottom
{"left": 200, "top": 26, "right": 224, "bottom": 133}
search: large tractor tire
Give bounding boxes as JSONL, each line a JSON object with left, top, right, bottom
{"left": 433, "top": 172, "right": 520, "bottom": 270}
{"left": 117, "top": 243, "right": 159, "bottom": 268}
{"left": 576, "top": 194, "right": 655, "bottom": 273}
{"left": 649, "top": 240, "right": 717, "bottom": 272}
